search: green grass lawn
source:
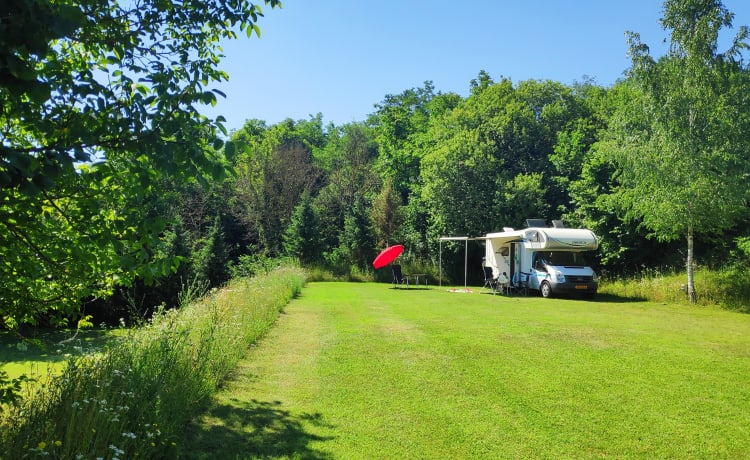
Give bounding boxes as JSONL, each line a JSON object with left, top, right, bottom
{"left": 182, "top": 283, "right": 750, "bottom": 459}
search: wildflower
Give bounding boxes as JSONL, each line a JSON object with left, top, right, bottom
{"left": 38, "top": 441, "right": 47, "bottom": 449}
{"left": 122, "top": 432, "right": 136, "bottom": 439}
{"left": 54, "top": 440, "right": 62, "bottom": 447}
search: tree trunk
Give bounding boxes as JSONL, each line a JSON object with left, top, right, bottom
{"left": 687, "top": 227, "right": 696, "bottom": 303}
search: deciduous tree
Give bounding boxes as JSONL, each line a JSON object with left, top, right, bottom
{"left": 602, "top": 0, "right": 750, "bottom": 302}
{"left": 0, "top": 0, "right": 280, "bottom": 324}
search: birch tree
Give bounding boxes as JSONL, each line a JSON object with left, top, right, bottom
{"left": 603, "top": 0, "right": 750, "bottom": 302}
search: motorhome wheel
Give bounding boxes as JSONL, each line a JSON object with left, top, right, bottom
{"left": 540, "top": 281, "right": 552, "bottom": 298}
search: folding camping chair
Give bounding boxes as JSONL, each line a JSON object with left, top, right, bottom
{"left": 497, "top": 271, "right": 510, "bottom": 295}
{"left": 392, "top": 264, "right": 409, "bottom": 288}
{"left": 482, "top": 266, "right": 498, "bottom": 294}
{"left": 512, "top": 271, "right": 530, "bottom": 296}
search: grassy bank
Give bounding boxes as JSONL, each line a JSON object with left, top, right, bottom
{"left": 599, "top": 266, "right": 750, "bottom": 311}
{"left": 0, "top": 266, "right": 306, "bottom": 460}
{"left": 184, "top": 282, "right": 750, "bottom": 458}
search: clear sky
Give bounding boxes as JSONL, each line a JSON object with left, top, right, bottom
{"left": 201, "top": 0, "right": 750, "bottom": 133}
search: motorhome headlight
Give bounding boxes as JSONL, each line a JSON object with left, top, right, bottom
{"left": 555, "top": 271, "right": 565, "bottom": 283}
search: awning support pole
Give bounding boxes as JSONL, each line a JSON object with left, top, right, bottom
{"left": 439, "top": 239, "right": 443, "bottom": 287}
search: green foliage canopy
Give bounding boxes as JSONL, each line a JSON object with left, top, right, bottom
{"left": 0, "top": 0, "right": 280, "bottom": 325}
{"left": 600, "top": 0, "right": 750, "bottom": 299}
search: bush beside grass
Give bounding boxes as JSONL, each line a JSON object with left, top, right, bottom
{"left": 599, "top": 265, "right": 750, "bottom": 311}
{"left": 0, "top": 265, "right": 306, "bottom": 460}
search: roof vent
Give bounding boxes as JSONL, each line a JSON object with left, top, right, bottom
{"left": 526, "top": 219, "right": 547, "bottom": 228}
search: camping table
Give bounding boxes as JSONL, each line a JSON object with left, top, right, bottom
{"left": 407, "top": 274, "right": 428, "bottom": 287}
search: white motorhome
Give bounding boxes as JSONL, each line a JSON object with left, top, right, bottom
{"left": 483, "top": 220, "right": 599, "bottom": 298}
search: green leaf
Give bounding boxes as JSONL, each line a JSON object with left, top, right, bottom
{"left": 224, "top": 141, "right": 237, "bottom": 161}
{"left": 196, "top": 172, "right": 208, "bottom": 189}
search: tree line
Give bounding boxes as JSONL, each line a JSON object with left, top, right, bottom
{"left": 2, "top": 0, "right": 749, "bottom": 327}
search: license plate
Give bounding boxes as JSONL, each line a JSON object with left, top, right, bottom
{"left": 575, "top": 285, "right": 588, "bottom": 290}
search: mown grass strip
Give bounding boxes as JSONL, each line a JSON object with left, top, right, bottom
{"left": 0, "top": 266, "right": 306, "bottom": 460}
{"left": 184, "top": 282, "right": 750, "bottom": 459}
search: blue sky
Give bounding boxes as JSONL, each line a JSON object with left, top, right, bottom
{"left": 201, "top": 1, "right": 750, "bottom": 133}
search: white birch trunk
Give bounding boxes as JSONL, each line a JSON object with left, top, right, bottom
{"left": 687, "top": 226, "right": 696, "bottom": 303}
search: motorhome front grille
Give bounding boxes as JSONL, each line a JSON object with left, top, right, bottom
{"left": 566, "top": 275, "right": 593, "bottom": 283}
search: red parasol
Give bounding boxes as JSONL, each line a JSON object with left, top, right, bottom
{"left": 372, "top": 244, "right": 404, "bottom": 269}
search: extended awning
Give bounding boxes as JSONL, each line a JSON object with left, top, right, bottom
{"left": 438, "top": 236, "right": 485, "bottom": 288}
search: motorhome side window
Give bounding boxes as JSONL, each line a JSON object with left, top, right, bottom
{"left": 546, "top": 251, "right": 587, "bottom": 267}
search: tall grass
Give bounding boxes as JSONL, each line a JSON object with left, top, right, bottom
{"left": 599, "top": 265, "right": 750, "bottom": 311}
{"left": 306, "top": 259, "right": 443, "bottom": 284}
{"left": 0, "top": 265, "right": 306, "bottom": 460}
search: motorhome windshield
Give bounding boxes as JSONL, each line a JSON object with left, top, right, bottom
{"left": 538, "top": 251, "right": 588, "bottom": 267}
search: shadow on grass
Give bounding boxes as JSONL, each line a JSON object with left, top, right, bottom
{"left": 183, "top": 399, "right": 334, "bottom": 459}
{"left": 478, "top": 292, "right": 648, "bottom": 303}
{"left": 590, "top": 293, "right": 648, "bottom": 303}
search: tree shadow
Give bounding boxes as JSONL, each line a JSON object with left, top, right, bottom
{"left": 590, "top": 293, "right": 648, "bottom": 303}
{"left": 183, "top": 398, "right": 335, "bottom": 459}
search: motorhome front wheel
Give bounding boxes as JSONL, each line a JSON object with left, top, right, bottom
{"left": 540, "top": 281, "right": 553, "bottom": 298}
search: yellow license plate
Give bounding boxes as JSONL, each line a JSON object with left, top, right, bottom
{"left": 575, "top": 285, "right": 588, "bottom": 290}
